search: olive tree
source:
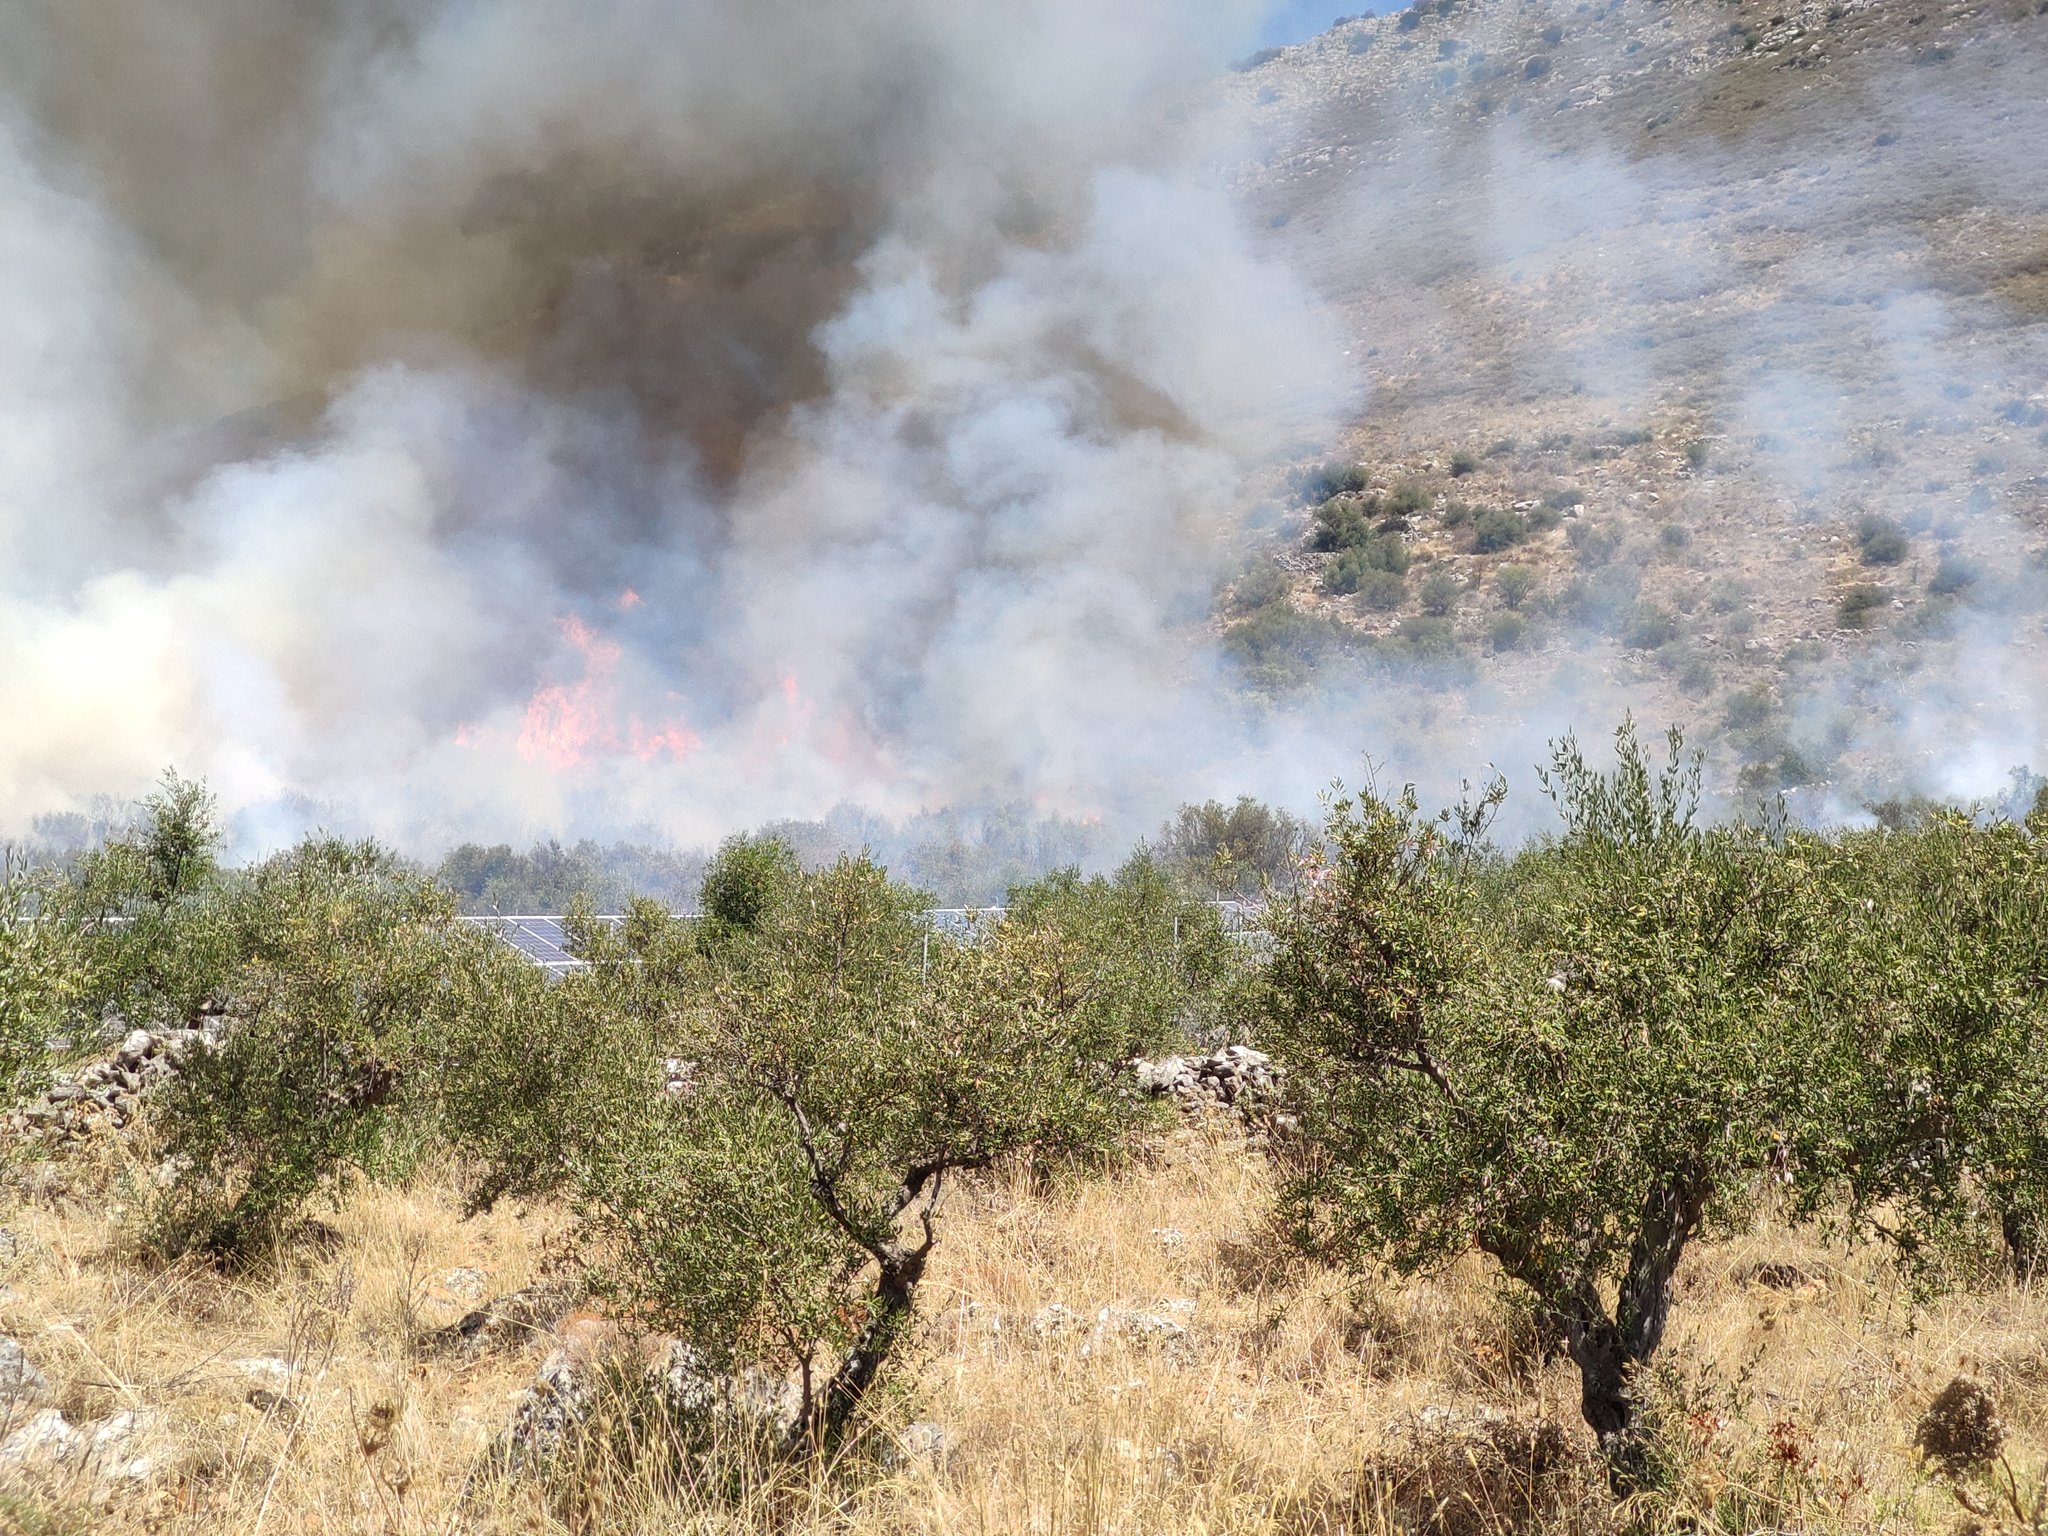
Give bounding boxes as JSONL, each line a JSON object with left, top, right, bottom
{"left": 52, "top": 773, "right": 236, "bottom": 1030}
{"left": 1800, "top": 808, "right": 2048, "bottom": 1277}
{"left": 153, "top": 837, "right": 494, "bottom": 1256}
{"left": 0, "top": 855, "right": 82, "bottom": 1104}
{"left": 1264, "top": 725, "right": 1830, "bottom": 1485}
{"left": 454, "top": 846, "right": 1183, "bottom": 1452}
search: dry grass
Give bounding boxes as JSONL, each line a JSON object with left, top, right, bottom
{"left": 3, "top": 1123, "right": 2047, "bottom": 1534}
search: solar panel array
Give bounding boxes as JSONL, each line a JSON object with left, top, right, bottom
{"left": 460, "top": 914, "right": 623, "bottom": 975}
{"left": 464, "top": 902, "right": 1268, "bottom": 973}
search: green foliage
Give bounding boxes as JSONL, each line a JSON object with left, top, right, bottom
{"left": 1224, "top": 601, "right": 1350, "bottom": 692}
{"left": 151, "top": 839, "right": 478, "bottom": 1257}
{"left": 472, "top": 856, "right": 1178, "bottom": 1449}
{"left": 1621, "top": 604, "right": 1681, "bottom": 651}
{"left": 1418, "top": 570, "right": 1461, "bottom": 616}
{"left": 1837, "top": 584, "right": 1887, "bottom": 628}
{"left": 1293, "top": 461, "right": 1368, "bottom": 504}
{"left": 697, "top": 836, "right": 802, "bottom": 947}
{"left": 437, "top": 838, "right": 704, "bottom": 914}
{"left": 0, "top": 858, "right": 80, "bottom": 1104}
{"left": 1231, "top": 563, "right": 1293, "bottom": 612}
{"left": 1486, "top": 611, "right": 1528, "bottom": 652}
{"left": 52, "top": 774, "right": 235, "bottom": 1030}
{"left": 1856, "top": 515, "right": 1910, "bottom": 567}
{"left": 1326, "top": 541, "right": 1410, "bottom": 597}
{"left": 1152, "top": 797, "right": 1307, "bottom": 900}
{"left": 1471, "top": 507, "right": 1530, "bottom": 554}
{"left": 1929, "top": 555, "right": 1980, "bottom": 597}
{"left": 1449, "top": 450, "right": 1479, "bottom": 477}
{"left": 1798, "top": 814, "right": 2048, "bottom": 1278}
{"left": 1265, "top": 725, "right": 1833, "bottom": 1484}
{"left": 1493, "top": 564, "right": 1538, "bottom": 610}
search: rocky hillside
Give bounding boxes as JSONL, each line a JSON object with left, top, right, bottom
{"left": 1219, "top": 0, "right": 2048, "bottom": 809}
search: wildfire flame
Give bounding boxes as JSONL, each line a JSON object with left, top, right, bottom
{"left": 514, "top": 615, "right": 700, "bottom": 770}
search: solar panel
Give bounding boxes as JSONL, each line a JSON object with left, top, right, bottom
{"left": 463, "top": 902, "right": 1267, "bottom": 972}
{"left": 462, "top": 915, "right": 623, "bottom": 975}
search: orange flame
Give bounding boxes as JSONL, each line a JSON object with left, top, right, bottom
{"left": 514, "top": 616, "right": 698, "bottom": 771}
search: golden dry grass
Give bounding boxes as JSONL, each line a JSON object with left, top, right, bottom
{"left": 3, "top": 1122, "right": 2045, "bottom": 1534}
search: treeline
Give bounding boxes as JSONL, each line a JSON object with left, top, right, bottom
{"left": 435, "top": 795, "right": 1306, "bottom": 912}
{"left": 1, "top": 728, "right": 2044, "bottom": 1498}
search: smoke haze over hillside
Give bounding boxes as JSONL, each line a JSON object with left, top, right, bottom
{"left": 0, "top": 0, "right": 1356, "bottom": 852}
{"left": 4, "top": 0, "right": 2045, "bottom": 863}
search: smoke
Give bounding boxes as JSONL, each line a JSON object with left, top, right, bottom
{"left": 1227, "top": 0, "right": 2048, "bottom": 827}
{"left": 0, "top": 0, "right": 1361, "bottom": 851}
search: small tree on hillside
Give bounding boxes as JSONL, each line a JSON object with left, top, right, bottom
{"left": 1264, "top": 724, "right": 1829, "bottom": 1485}
{"left": 1153, "top": 796, "right": 1309, "bottom": 898}
{"left": 55, "top": 772, "right": 236, "bottom": 1029}
{"left": 491, "top": 850, "right": 1181, "bottom": 1453}
{"left": 0, "top": 855, "right": 82, "bottom": 1103}
{"left": 152, "top": 838, "right": 491, "bottom": 1257}
{"left": 1801, "top": 809, "right": 2048, "bottom": 1278}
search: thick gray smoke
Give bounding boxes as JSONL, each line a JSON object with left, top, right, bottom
{"left": 0, "top": 0, "right": 1356, "bottom": 850}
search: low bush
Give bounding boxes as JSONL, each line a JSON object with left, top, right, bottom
{"left": 1929, "top": 555, "right": 1980, "bottom": 596}
{"left": 151, "top": 839, "right": 488, "bottom": 1258}
{"left": 1419, "top": 570, "right": 1461, "bottom": 616}
{"left": 1486, "top": 611, "right": 1528, "bottom": 652}
{"left": 1224, "top": 601, "right": 1351, "bottom": 691}
{"left": 1837, "top": 585, "right": 1887, "bottom": 628}
{"left": 1471, "top": 507, "right": 1529, "bottom": 554}
{"left": 1449, "top": 450, "right": 1478, "bottom": 477}
{"left": 1493, "top": 564, "right": 1538, "bottom": 610}
{"left": 1621, "top": 604, "right": 1681, "bottom": 651}
{"left": 1856, "top": 515, "right": 1910, "bottom": 567}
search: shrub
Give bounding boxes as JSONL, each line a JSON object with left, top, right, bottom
{"left": 1522, "top": 55, "right": 1552, "bottom": 79}
{"left": 1621, "top": 604, "right": 1680, "bottom": 651}
{"left": 1295, "top": 461, "right": 1369, "bottom": 505}
{"left": 1311, "top": 497, "right": 1375, "bottom": 552}
{"left": 1855, "top": 515, "right": 1910, "bottom": 566}
{"left": 1494, "top": 564, "right": 1538, "bottom": 610}
{"left": 1385, "top": 481, "right": 1432, "bottom": 519}
{"left": 1801, "top": 816, "right": 2048, "bottom": 1278}
{"left": 1378, "top": 615, "right": 1465, "bottom": 671}
{"left": 1449, "top": 450, "right": 1479, "bottom": 477}
{"left": 1232, "top": 563, "right": 1293, "bottom": 612}
{"left": 1561, "top": 564, "right": 1641, "bottom": 629}
{"left": 1487, "top": 438, "right": 1518, "bottom": 458}
{"left": 1683, "top": 439, "right": 1710, "bottom": 469}
{"left": 1264, "top": 725, "right": 1834, "bottom": 1486}
{"left": 1723, "top": 686, "right": 1776, "bottom": 732}
{"left": 1154, "top": 798, "right": 1309, "bottom": 899}
{"left": 1326, "top": 535, "right": 1411, "bottom": 593}
{"left": 1356, "top": 568, "right": 1407, "bottom": 611}
{"left": 1398, "top": 8, "right": 1422, "bottom": 29}
{"left": 1929, "top": 555, "right": 1979, "bottom": 596}
{"left": 1658, "top": 524, "right": 1691, "bottom": 553}
{"left": 697, "top": 835, "right": 801, "bottom": 945}
{"left": 1487, "top": 612, "right": 1528, "bottom": 652}
{"left": 1348, "top": 31, "right": 1376, "bottom": 53}
{"left": 0, "top": 857, "right": 81, "bottom": 1104}
{"left": 491, "top": 856, "right": 1181, "bottom": 1450}
{"left": 1225, "top": 602, "right": 1349, "bottom": 692}
{"left": 1837, "top": 584, "right": 1887, "bottom": 628}
{"left": 1419, "top": 570, "right": 1461, "bottom": 615}
{"left": 1471, "top": 507, "right": 1528, "bottom": 554}
{"left": 1232, "top": 46, "right": 1285, "bottom": 71}
{"left": 51, "top": 773, "right": 237, "bottom": 1030}
{"left": 152, "top": 839, "right": 482, "bottom": 1257}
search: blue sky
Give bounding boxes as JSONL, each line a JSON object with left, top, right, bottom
{"left": 1258, "top": 0, "right": 1375, "bottom": 47}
